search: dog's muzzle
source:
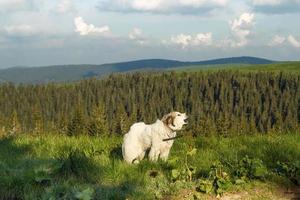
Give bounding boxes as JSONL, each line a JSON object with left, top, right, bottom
{"left": 184, "top": 118, "right": 188, "bottom": 124}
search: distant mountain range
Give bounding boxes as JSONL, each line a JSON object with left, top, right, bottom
{"left": 0, "top": 56, "right": 274, "bottom": 84}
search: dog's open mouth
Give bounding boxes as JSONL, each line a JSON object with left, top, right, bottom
{"left": 184, "top": 118, "right": 188, "bottom": 124}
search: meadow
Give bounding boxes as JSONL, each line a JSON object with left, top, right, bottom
{"left": 0, "top": 132, "right": 299, "bottom": 199}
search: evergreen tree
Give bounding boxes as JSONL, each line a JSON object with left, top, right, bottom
{"left": 216, "top": 113, "right": 231, "bottom": 136}
{"left": 32, "top": 106, "right": 43, "bottom": 134}
{"left": 0, "top": 113, "right": 6, "bottom": 136}
{"left": 67, "top": 106, "right": 86, "bottom": 136}
{"left": 8, "top": 110, "right": 21, "bottom": 135}
{"left": 116, "top": 110, "right": 130, "bottom": 135}
{"left": 58, "top": 112, "right": 68, "bottom": 134}
{"left": 198, "top": 115, "right": 213, "bottom": 136}
{"left": 249, "top": 113, "right": 257, "bottom": 133}
{"left": 88, "top": 103, "right": 109, "bottom": 136}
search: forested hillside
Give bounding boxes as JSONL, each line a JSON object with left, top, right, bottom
{"left": 0, "top": 70, "right": 299, "bottom": 136}
{"left": 173, "top": 61, "right": 300, "bottom": 73}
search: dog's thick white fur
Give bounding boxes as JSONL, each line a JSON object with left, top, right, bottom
{"left": 122, "top": 112, "right": 188, "bottom": 164}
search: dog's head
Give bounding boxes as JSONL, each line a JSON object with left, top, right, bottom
{"left": 162, "top": 111, "right": 188, "bottom": 131}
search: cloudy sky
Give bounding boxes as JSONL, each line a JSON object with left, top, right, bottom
{"left": 0, "top": 0, "right": 300, "bottom": 68}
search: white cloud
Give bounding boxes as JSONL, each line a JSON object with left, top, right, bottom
{"left": 4, "top": 24, "right": 37, "bottom": 37}
{"left": 170, "top": 34, "right": 192, "bottom": 48}
{"left": 131, "top": 0, "right": 161, "bottom": 11}
{"left": 74, "top": 17, "right": 110, "bottom": 36}
{"left": 179, "top": 0, "right": 226, "bottom": 7}
{"left": 252, "top": 0, "right": 300, "bottom": 6}
{"left": 98, "top": 0, "right": 227, "bottom": 14}
{"left": 229, "top": 12, "right": 254, "bottom": 47}
{"left": 269, "top": 35, "right": 286, "bottom": 46}
{"left": 0, "top": 0, "right": 25, "bottom": 12}
{"left": 129, "top": 28, "right": 142, "bottom": 40}
{"left": 194, "top": 33, "right": 213, "bottom": 45}
{"left": 56, "top": 0, "right": 73, "bottom": 13}
{"left": 252, "top": 0, "right": 282, "bottom": 6}
{"left": 0, "top": 0, "right": 24, "bottom": 7}
{"left": 0, "top": 0, "right": 24, "bottom": 6}
{"left": 287, "top": 35, "right": 300, "bottom": 48}
{"left": 170, "top": 32, "right": 212, "bottom": 48}
{"left": 0, "top": 0, "right": 43, "bottom": 12}
{"left": 268, "top": 34, "right": 300, "bottom": 48}
{"left": 128, "top": 28, "right": 149, "bottom": 45}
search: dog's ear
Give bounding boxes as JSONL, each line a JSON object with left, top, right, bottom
{"left": 162, "top": 113, "right": 175, "bottom": 127}
{"left": 167, "top": 115, "right": 175, "bottom": 127}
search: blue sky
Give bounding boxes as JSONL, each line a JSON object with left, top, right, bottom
{"left": 0, "top": 0, "right": 300, "bottom": 68}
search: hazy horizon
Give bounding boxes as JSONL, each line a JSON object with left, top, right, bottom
{"left": 0, "top": 56, "right": 284, "bottom": 70}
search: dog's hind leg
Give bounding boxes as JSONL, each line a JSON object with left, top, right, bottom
{"left": 132, "top": 158, "right": 140, "bottom": 164}
{"left": 138, "top": 151, "right": 146, "bottom": 160}
{"left": 132, "top": 150, "right": 146, "bottom": 164}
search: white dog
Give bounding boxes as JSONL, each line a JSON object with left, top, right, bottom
{"left": 122, "top": 112, "right": 188, "bottom": 164}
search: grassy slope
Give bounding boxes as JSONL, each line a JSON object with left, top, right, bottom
{"left": 0, "top": 133, "right": 299, "bottom": 199}
{"left": 171, "top": 62, "right": 300, "bottom": 73}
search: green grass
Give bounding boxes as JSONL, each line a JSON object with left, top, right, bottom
{"left": 0, "top": 133, "right": 299, "bottom": 199}
{"left": 171, "top": 61, "right": 300, "bottom": 73}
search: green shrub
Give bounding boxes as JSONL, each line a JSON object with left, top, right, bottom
{"left": 170, "top": 148, "right": 197, "bottom": 182}
{"left": 197, "top": 162, "right": 231, "bottom": 196}
{"left": 235, "top": 156, "right": 268, "bottom": 180}
{"left": 276, "top": 161, "right": 300, "bottom": 185}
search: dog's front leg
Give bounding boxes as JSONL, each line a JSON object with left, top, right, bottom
{"left": 149, "top": 147, "right": 160, "bottom": 161}
{"left": 159, "top": 148, "right": 170, "bottom": 161}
